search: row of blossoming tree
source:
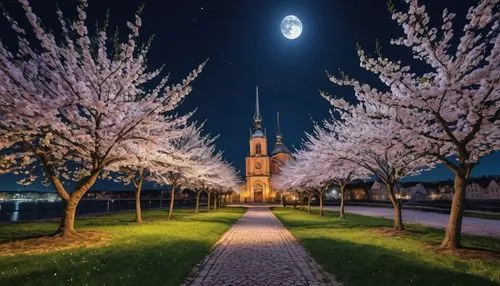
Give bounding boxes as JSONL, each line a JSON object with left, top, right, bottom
{"left": 0, "top": 0, "right": 240, "bottom": 237}
{"left": 273, "top": 0, "right": 499, "bottom": 250}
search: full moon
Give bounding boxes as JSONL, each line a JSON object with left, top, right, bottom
{"left": 281, "top": 15, "right": 302, "bottom": 40}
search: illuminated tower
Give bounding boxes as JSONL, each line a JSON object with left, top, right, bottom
{"left": 245, "top": 86, "right": 272, "bottom": 203}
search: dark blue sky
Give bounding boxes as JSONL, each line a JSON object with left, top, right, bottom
{"left": 0, "top": 0, "right": 498, "bottom": 191}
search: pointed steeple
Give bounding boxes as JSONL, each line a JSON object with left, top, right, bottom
{"left": 253, "top": 85, "right": 262, "bottom": 130}
{"left": 271, "top": 112, "right": 291, "bottom": 156}
{"left": 275, "top": 112, "right": 283, "bottom": 143}
{"left": 255, "top": 86, "right": 260, "bottom": 118}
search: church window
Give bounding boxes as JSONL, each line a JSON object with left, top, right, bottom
{"left": 256, "top": 143, "right": 261, "bottom": 155}
{"left": 254, "top": 184, "right": 263, "bottom": 192}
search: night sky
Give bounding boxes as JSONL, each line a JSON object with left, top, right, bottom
{"left": 0, "top": 0, "right": 499, "bottom": 191}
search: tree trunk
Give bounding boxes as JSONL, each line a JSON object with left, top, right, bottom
{"left": 168, "top": 184, "right": 176, "bottom": 220}
{"left": 387, "top": 183, "right": 404, "bottom": 230}
{"left": 56, "top": 201, "right": 78, "bottom": 237}
{"left": 54, "top": 170, "right": 100, "bottom": 237}
{"left": 440, "top": 172, "right": 467, "bottom": 249}
{"left": 135, "top": 187, "right": 142, "bottom": 224}
{"left": 134, "top": 173, "right": 144, "bottom": 224}
{"left": 319, "top": 190, "right": 324, "bottom": 216}
{"left": 207, "top": 191, "right": 211, "bottom": 212}
{"left": 339, "top": 185, "right": 346, "bottom": 219}
{"left": 292, "top": 192, "right": 296, "bottom": 208}
{"left": 393, "top": 202, "right": 403, "bottom": 230}
{"left": 213, "top": 192, "right": 218, "bottom": 211}
{"left": 195, "top": 189, "right": 202, "bottom": 213}
{"left": 307, "top": 192, "right": 312, "bottom": 213}
{"left": 299, "top": 192, "right": 304, "bottom": 210}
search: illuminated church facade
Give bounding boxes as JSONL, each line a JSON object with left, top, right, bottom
{"left": 241, "top": 86, "right": 292, "bottom": 203}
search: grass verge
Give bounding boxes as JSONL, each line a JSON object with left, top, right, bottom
{"left": 272, "top": 207, "right": 500, "bottom": 286}
{"left": 0, "top": 207, "right": 245, "bottom": 285}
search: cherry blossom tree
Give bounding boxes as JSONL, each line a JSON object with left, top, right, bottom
{"left": 106, "top": 123, "right": 187, "bottom": 224}
{"left": 193, "top": 164, "right": 240, "bottom": 212}
{"left": 303, "top": 125, "right": 372, "bottom": 218}
{"left": 150, "top": 123, "right": 239, "bottom": 218}
{"left": 0, "top": 0, "right": 204, "bottom": 237}
{"left": 182, "top": 143, "right": 240, "bottom": 213}
{"left": 274, "top": 124, "right": 370, "bottom": 218}
{"left": 274, "top": 151, "right": 319, "bottom": 213}
{"left": 211, "top": 164, "right": 240, "bottom": 210}
{"left": 110, "top": 162, "right": 149, "bottom": 224}
{"left": 151, "top": 123, "right": 210, "bottom": 219}
{"left": 189, "top": 157, "right": 223, "bottom": 213}
{"left": 273, "top": 150, "right": 316, "bottom": 213}
{"left": 273, "top": 155, "right": 311, "bottom": 211}
{"left": 325, "top": 0, "right": 499, "bottom": 248}
{"left": 319, "top": 96, "right": 432, "bottom": 229}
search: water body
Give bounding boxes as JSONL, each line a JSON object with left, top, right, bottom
{"left": 0, "top": 199, "right": 193, "bottom": 223}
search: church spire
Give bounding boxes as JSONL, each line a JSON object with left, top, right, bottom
{"left": 253, "top": 85, "right": 262, "bottom": 130}
{"left": 271, "top": 111, "right": 291, "bottom": 156}
{"left": 255, "top": 86, "right": 260, "bottom": 118}
{"left": 275, "top": 112, "right": 283, "bottom": 143}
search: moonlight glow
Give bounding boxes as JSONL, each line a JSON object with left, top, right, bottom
{"left": 281, "top": 15, "right": 302, "bottom": 40}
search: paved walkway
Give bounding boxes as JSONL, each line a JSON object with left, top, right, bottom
{"left": 324, "top": 206, "right": 500, "bottom": 238}
{"left": 184, "top": 206, "right": 339, "bottom": 286}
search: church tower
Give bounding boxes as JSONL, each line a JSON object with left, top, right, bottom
{"left": 245, "top": 86, "right": 272, "bottom": 203}
{"left": 271, "top": 112, "right": 292, "bottom": 175}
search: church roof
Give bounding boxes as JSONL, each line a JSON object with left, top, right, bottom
{"left": 252, "top": 129, "right": 265, "bottom": 137}
{"left": 271, "top": 142, "right": 291, "bottom": 156}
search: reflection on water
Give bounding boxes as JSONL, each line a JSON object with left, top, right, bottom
{"left": 10, "top": 201, "right": 19, "bottom": 222}
{"left": 0, "top": 199, "right": 186, "bottom": 223}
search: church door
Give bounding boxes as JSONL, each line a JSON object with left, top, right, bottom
{"left": 254, "top": 191, "right": 263, "bottom": 202}
{"left": 253, "top": 184, "right": 264, "bottom": 203}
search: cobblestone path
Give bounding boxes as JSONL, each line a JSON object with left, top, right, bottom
{"left": 184, "top": 206, "right": 340, "bottom": 286}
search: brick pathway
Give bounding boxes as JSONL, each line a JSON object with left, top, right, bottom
{"left": 184, "top": 206, "right": 339, "bottom": 286}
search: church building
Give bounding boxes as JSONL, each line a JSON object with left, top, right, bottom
{"left": 242, "top": 86, "right": 292, "bottom": 203}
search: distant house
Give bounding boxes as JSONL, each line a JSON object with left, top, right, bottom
{"left": 346, "top": 182, "right": 370, "bottom": 200}
{"left": 423, "top": 182, "right": 454, "bottom": 200}
{"left": 486, "top": 180, "right": 500, "bottom": 200}
{"left": 438, "top": 185, "right": 455, "bottom": 200}
{"left": 369, "top": 181, "right": 402, "bottom": 200}
{"left": 404, "top": 183, "right": 428, "bottom": 200}
{"left": 350, "top": 187, "right": 368, "bottom": 200}
{"left": 428, "top": 189, "right": 440, "bottom": 200}
{"left": 466, "top": 182, "right": 487, "bottom": 200}
{"left": 357, "top": 177, "right": 500, "bottom": 201}
{"left": 424, "top": 178, "right": 500, "bottom": 201}
{"left": 370, "top": 181, "right": 387, "bottom": 200}
{"left": 416, "top": 182, "right": 437, "bottom": 200}
{"left": 465, "top": 178, "right": 500, "bottom": 200}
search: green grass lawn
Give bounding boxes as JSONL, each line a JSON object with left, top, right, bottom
{"left": 0, "top": 207, "right": 245, "bottom": 285}
{"left": 273, "top": 207, "right": 500, "bottom": 286}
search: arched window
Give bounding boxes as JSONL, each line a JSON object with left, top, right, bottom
{"left": 254, "top": 184, "right": 263, "bottom": 193}
{"left": 255, "top": 143, "right": 261, "bottom": 155}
